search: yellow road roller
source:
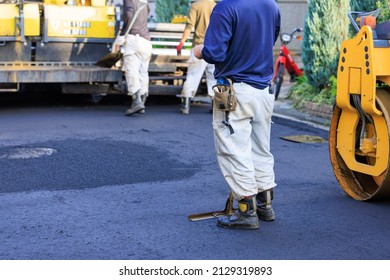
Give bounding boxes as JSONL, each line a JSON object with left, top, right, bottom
{"left": 330, "top": 10, "right": 390, "bottom": 200}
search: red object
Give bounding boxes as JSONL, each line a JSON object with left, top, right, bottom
{"left": 272, "top": 28, "right": 304, "bottom": 100}
{"left": 360, "top": 15, "right": 377, "bottom": 29}
{"left": 273, "top": 45, "right": 303, "bottom": 80}
{"left": 176, "top": 42, "right": 184, "bottom": 55}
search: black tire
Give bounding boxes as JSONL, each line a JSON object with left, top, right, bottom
{"left": 273, "top": 64, "right": 284, "bottom": 100}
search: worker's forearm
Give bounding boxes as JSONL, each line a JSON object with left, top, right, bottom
{"left": 180, "top": 29, "right": 192, "bottom": 45}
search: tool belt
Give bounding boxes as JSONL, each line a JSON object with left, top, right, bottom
{"left": 212, "top": 77, "right": 236, "bottom": 134}
{"left": 212, "top": 77, "right": 237, "bottom": 112}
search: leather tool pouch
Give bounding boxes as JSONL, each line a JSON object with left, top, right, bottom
{"left": 212, "top": 78, "right": 237, "bottom": 112}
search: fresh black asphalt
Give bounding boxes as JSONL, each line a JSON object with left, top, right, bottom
{"left": 0, "top": 93, "right": 389, "bottom": 260}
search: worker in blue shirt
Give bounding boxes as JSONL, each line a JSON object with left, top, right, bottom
{"left": 194, "top": 0, "right": 280, "bottom": 230}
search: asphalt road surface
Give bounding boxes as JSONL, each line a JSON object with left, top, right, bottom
{"left": 0, "top": 92, "right": 389, "bottom": 260}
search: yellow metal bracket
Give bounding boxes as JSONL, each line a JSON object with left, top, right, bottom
{"left": 336, "top": 25, "right": 389, "bottom": 176}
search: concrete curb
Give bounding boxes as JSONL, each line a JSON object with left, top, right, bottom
{"left": 295, "top": 100, "right": 333, "bottom": 120}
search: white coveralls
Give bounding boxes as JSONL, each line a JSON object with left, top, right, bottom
{"left": 213, "top": 82, "right": 276, "bottom": 200}
{"left": 182, "top": 49, "right": 216, "bottom": 98}
{"left": 123, "top": 34, "right": 152, "bottom": 97}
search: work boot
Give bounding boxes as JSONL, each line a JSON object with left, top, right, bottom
{"left": 217, "top": 195, "right": 259, "bottom": 230}
{"left": 125, "top": 92, "right": 145, "bottom": 116}
{"left": 256, "top": 189, "right": 275, "bottom": 221}
{"left": 139, "top": 93, "right": 148, "bottom": 114}
{"left": 180, "top": 97, "right": 190, "bottom": 114}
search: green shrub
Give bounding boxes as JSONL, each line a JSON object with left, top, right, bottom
{"left": 301, "top": 0, "right": 349, "bottom": 90}
{"left": 155, "top": 0, "right": 190, "bottom": 23}
{"left": 285, "top": 1, "right": 390, "bottom": 110}
{"left": 350, "top": 0, "right": 380, "bottom": 12}
{"left": 376, "top": 1, "right": 390, "bottom": 23}
{"left": 349, "top": 0, "right": 390, "bottom": 26}
{"left": 288, "top": 75, "right": 336, "bottom": 106}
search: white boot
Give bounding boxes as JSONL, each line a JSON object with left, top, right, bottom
{"left": 125, "top": 91, "right": 145, "bottom": 116}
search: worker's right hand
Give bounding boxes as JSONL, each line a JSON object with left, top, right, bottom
{"left": 176, "top": 42, "right": 184, "bottom": 56}
{"left": 117, "top": 35, "right": 125, "bottom": 46}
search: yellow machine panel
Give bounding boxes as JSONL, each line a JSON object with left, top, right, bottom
{"left": 44, "top": 5, "right": 116, "bottom": 39}
{"left": 0, "top": 5, "right": 19, "bottom": 37}
{"left": 24, "top": 3, "right": 40, "bottom": 37}
{"left": 43, "top": 0, "right": 66, "bottom": 4}
{"left": 91, "top": 0, "right": 106, "bottom": 7}
{"left": 43, "top": 0, "right": 104, "bottom": 5}
{"left": 0, "top": 1, "right": 122, "bottom": 94}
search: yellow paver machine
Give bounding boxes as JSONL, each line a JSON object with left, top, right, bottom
{"left": 330, "top": 10, "right": 390, "bottom": 200}
{"left": 0, "top": 0, "right": 122, "bottom": 94}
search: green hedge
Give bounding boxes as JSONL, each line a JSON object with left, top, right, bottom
{"left": 155, "top": 0, "right": 190, "bottom": 23}
{"left": 301, "top": 0, "right": 349, "bottom": 90}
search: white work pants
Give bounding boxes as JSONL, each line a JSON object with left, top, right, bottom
{"left": 181, "top": 49, "right": 216, "bottom": 98}
{"left": 212, "top": 82, "right": 276, "bottom": 200}
{"left": 123, "top": 34, "right": 152, "bottom": 96}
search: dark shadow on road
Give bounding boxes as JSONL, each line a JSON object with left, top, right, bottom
{"left": 0, "top": 139, "right": 200, "bottom": 193}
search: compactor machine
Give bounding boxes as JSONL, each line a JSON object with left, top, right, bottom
{"left": 0, "top": 0, "right": 122, "bottom": 94}
{"left": 330, "top": 10, "right": 390, "bottom": 200}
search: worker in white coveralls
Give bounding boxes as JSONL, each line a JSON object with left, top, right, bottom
{"left": 176, "top": 0, "right": 217, "bottom": 114}
{"left": 117, "top": 0, "right": 152, "bottom": 116}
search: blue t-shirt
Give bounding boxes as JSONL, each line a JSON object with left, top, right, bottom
{"left": 202, "top": 0, "right": 280, "bottom": 90}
